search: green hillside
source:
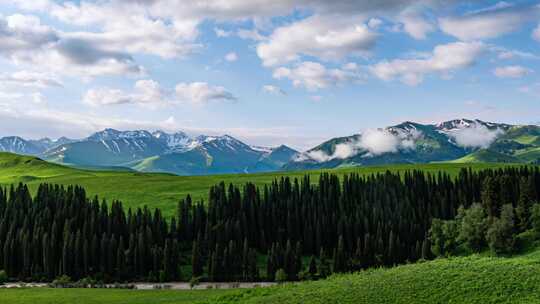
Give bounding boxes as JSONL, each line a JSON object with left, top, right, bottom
{"left": 207, "top": 237, "right": 540, "bottom": 304}
{"left": 450, "top": 149, "right": 522, "bottom": 163}
{"left": 0, "top": 152, "right": 526, "bottom": 217}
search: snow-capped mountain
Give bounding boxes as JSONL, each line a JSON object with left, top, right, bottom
{"left": 153, "top": 130, "right": 196, "bottom": 152}
{"left": 285, "top": 119, "right": 539, "bottom": 170}
{"left": 435, "top": 119, "right": 512, "bottom": 132}
{"left": 0, "top": 128, "right": 299, "bottom": 175}
{"left": 0, "top": 136, "right": 76, "bottom": 156}
{"left": 2, "top": 119, "right": 537, "bottom": 175}
{"left": 0, "top": 136, "right": 44, "bottom": 155}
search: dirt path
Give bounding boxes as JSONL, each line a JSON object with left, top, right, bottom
{"left": 0, "top": 282, "right": 277, "bottom": 290}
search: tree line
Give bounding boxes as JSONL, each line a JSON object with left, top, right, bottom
{"left": 0, "top": 166, "right": 538, "bottom": 283}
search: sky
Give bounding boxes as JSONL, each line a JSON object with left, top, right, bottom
{"left": 0, "top": 0, "right": 539, "bottom": 151}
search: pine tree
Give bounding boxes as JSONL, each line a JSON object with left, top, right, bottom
{"left": 191, "top": 239, "right": 203, "bottom": 279}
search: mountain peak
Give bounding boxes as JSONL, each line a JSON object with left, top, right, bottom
{"left": 87, "top": 129, "right": 153, "bottom": 141}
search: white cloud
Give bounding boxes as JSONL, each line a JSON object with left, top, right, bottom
{"left": 262, "top": 85, "right": 286, "bottom": 95}
{"left": 0, "top": 70, "right": 62, "bottom": 89}
{"left": 31, "top": 92, "right": 46, "bottom": 104}
{"left": 439, "top": 5, "right": 538, "bottom": 41}
{"left": 493, "top": 66, "right": 532, "bottom": 78}
{"left": 0, "top": 14, "right": 58, "bottom": 58}
{"left": 214, "top": 27, "right": 232, "bottom": 37}
{"left": 367, "top": 18, "right": 383, "bottom": 29}
{"left": 175, "top": 82, "right": 237, "bottom": 103}
{"left": 0, "top": 14, "right": 144, "bottom": 78}
{"left": 446, "top": 124, "right": 502, "bottom": 148}
{"left": 257, "top": 15, "right": 377, "bottom": 67}
{"left": 300, "top": 127, "right": 422, "bottom": 162}
{"left": 466, "top": 1, "right": 514, "bottom": 15}
{"left": 496, "top": 49, "right": 539, "bottom": 60}
{"left": 84, "top": 79, "right": 168, "bottom": 107}
{"left": 225, "top": 52, "right": 238, "bottom": 62}
{"left": 15, "top": 1, "right": 201, "bottom": 59}
{"left": 397, "top": 9, "right": 434, "bottom": 40}
{"left": 358, "top": 129, "right": 401, "bottom": 155}
{"left": 273, "top": 61, "right": 364, "bottom": 91}
{"left": 370, "top": 41, "right": 485, "bottom": 85}
{"left": 237, "top": 29, "right": 267, "bottom": 41}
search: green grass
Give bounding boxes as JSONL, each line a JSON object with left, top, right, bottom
{"left": 206, "top": 242, "right": 540, "bottom": 304}
{"left": 0, "top": 152, "right": 527, "bottom": 217}
{"left": 514, "top": 147, "right": 540, "bottom": 162}
{"left": 0, "top": 288, "right": 238, "bottom": 304}
{"left": 514, "top": 134, "right": 540, "bottom": 145}
{"left": 449, "top": 149, "right": 522, "bottom": 164}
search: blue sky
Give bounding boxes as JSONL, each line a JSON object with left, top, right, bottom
{"left": 0, "top": 0, "right": 539, "bottom": 150}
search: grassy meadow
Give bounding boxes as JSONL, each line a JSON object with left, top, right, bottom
{"left": 0, "top": 153, "right": 524, "bottom": 216}
{"left": 0, "top": 288, "right": 238, "bottom": 304}
{"left": 0, "top": 152, "right": 526, "bottom": 217}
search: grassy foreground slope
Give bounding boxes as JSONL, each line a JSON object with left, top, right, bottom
{"left": 0, "top": 288, "right": 236, "bottom": 304}
{"left": 208, "top": 243, "right": 540, "bottom": 304}
{"left": 0, "top": 152, "right": 524, "bottom": 217}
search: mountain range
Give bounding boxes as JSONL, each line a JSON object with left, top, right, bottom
{"left": 0, "top": 119, "right": 538, "bottom": 175}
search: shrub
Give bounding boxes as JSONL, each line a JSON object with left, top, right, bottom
{"left": 0, "top": 270, "right": 7, "bottom": 285}
{"left": 457, "top": 203, "right": 488, "bottom": 252}
{"left": 275, "top": 269, "right": 287, "bottom": 283}
{"left": 52, "top": 275, "right": 72, "bottom": 288}
{"left": 430, "top": 218, "right": 459, "bottom": 256}
{"left": 530, "top": 203, "right": 540, "bottom": 236}
{"left": 189, "top": 276, "right": 201, "bottom": 289}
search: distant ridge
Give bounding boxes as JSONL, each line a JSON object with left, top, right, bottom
{"left": 0, "top": 119, "right": 538, "bottom": 174}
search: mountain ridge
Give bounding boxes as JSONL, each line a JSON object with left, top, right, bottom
{"left": 0, "top": 119, "right": 538, "bottom": 175}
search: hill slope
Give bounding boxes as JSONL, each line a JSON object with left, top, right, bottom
{"left": 0, "top": 152, "right": 523, "bottom": 217}
{"left": 209, "top": 243, "right": 540, "bottom": 304}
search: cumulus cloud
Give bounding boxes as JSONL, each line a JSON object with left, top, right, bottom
{"left": 31, "top": 92, "right": 46, "bottom": 104}
{"left": 85, "top": 80, "right": 237, "bottom": 106}
{"left": 367, "top": 18, "right": 383, "bottom": 29}
{"left": 257, "top": 15, "right": 377, "bottom": 67}
{"left": 84, "top": 80, "right": 169, "bottom": 107}
{"left": 262, "top": 85, "right": 286, "bottom": 95}
{"left": 0, "top": 14, "right": 58, "bottom": 58}
{"left": 273, "top": 61, "right": 364, "bottom": 91}
{"left": 439, "top": 4, "right": 539, "bottom": 41}
{"left": 370, "top": 41, "right": 485, "bottom": 85}
{"left": 214, "top": 28, "right": 232, "bottom": 37}
{"left": 175, "top": 82, "right": 237, "bottom": 103}
{"left": 493, "top": 66, "right": 532, "bottom": 78}
{"left": 0, "top": 71, "right": 62, "bottom": 89}
{"left": 397, "top": 9, "right": 435, "bottom": 40}
{"left": 0, "top": 14, "right": 144, "bottom": 77}
{"left": 358, "top": 128, "right": 413, "bottom": 155}
{"left": 225, "top": 52, "right": 238, "bottom": 62}
{"left": 495, "top": 48, "right": 540, "bottom": 60}
{"left": 446, "top": 124, "right": 502, "bottom": 148}
{"left": 14, "top": 1, "right": 201, "bottom": 59}
{"left": 237, "top": 29, "right": 267, "bottom": 41}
